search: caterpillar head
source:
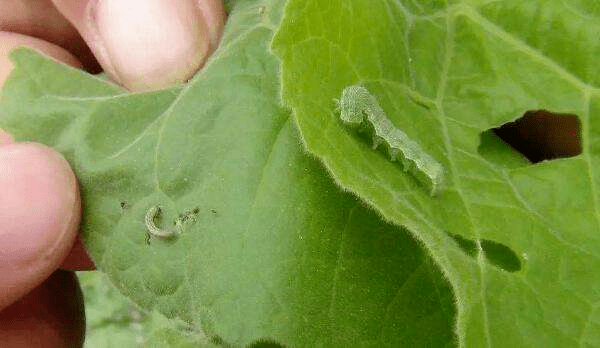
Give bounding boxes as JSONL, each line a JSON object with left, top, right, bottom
{"left": 338, "top": 85, "right": 369, "bottom": 126}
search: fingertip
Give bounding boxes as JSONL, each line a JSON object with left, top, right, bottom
{"left": 0, "top": 143, "right": 81, "bottom": 310}
{"left": 88, "top": 0, "right": 212, "bottom": 91}
{"left": 53, "top": 0, "right": 227, "bottom": 91}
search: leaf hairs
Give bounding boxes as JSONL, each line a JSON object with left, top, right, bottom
{"left": 145, "top": 205, "right": 183, "bottom": 238}
{"left": 338, "top": 85, "right": 445, "bottom": 195}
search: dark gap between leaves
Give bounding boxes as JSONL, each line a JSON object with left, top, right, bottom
{"left": 479, "top": 110, "right": 581, "bottom": 165}
{"left": 447, "top": 233, "right": 522, "bottom": 272}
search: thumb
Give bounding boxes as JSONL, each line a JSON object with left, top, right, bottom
{"left": 51, "top": 0, "right": 226, "bottom": 92}
{"left": 0, "top": 141, "right": 81, "bottom": 310}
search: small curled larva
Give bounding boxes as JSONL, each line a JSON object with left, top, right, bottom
{"left": 145, "top": 205, "right": 182, "bottom": 238}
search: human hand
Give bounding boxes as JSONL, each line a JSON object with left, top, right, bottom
{"left": 0, "top": 1, "right": 226, "bottom": 346}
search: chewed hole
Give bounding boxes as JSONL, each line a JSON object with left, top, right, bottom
{"left": 447, "top": 233, "right": 522, "bottom": 272}
{"left": 480, "top": 110, "right": 581, "bottom": 165}
{"left": 479, "top": 239, "right": 522, "bottom": 272}
{"left": 447, "top": 233, "right": 477, "bottom": 257}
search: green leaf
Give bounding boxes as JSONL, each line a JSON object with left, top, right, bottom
{"left": 0, "top": 0, "right": 456, "bottom": 347}
{"left": 80, "top": 271, "right": 214, "bottom": 348}
{"left": 273, "top": 0, "right": 600, "bottom": 347}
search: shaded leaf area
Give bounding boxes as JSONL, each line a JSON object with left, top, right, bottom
{"left": 80, "top": 271, "right": 215, "bottom": 348}
{"left": 273, "top": 0, "right": 600, "bottom": 347}
{"left": 0, "top": 0, "right": 456, "bottom": 347}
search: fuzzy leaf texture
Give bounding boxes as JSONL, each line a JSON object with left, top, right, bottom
{"left": 273, "top": 0, "right": 600, "bottom": 347}
{"left": 0, "top": 0, "right": 457, "bottom": 347}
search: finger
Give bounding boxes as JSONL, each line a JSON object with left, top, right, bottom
{"left": 0, "top": 143, "right": 81, "bottom": 311}
{"left": 0, "top": 270, "right": 85, "bottom": 348}
{"left": 0, "top": 0, "right": 100, "bottom": 72}
{"left": 51, "top": 0, "right": 227, "bottom": 92}
{"left": 0, "top": 35, "right": 96, "bottom": 272}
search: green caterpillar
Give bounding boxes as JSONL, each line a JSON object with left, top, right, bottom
{"left": 338, "top": 85, "right": 445, "bottom": 196}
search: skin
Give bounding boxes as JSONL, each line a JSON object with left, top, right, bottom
{"left": 0, "top": 1, "right": 226, "bottom": 347}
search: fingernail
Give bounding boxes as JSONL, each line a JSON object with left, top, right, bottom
{"left": 87, "top": 0, "right": 211, "bottom": 92}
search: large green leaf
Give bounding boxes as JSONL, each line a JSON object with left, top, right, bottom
{"left": 273, "top": 0, "right": 600, "bottom": 347}
{"left": 0, "top": 0, "right": 455, "bottom": 346}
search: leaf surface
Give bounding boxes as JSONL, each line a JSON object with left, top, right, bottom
{"left": 273, "top": 0, "right": 600, "bottom": 347}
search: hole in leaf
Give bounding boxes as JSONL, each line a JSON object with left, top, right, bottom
{"left": 246, "top": 338, "right": 286, "bottom": 348}
{"left": 447, "top": 233, "right": 477, "bottom": 257}
{"left": 447, "top": 233, "right": 522, "bottom": 272}
{"left": 484, "top": 110, "right": 581, "bottom": 164}
{"left": 479, "top": 239, "right": 522, "bottom": 272}
{"left": 478, "top": 130, "right": 531, "bottom": 168}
